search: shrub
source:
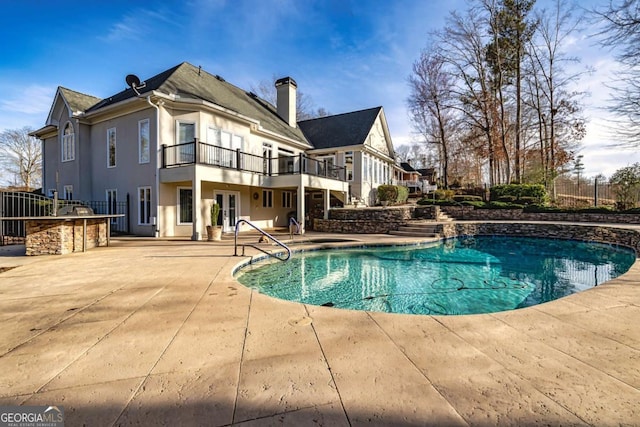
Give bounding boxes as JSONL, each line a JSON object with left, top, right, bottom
{"left": 433, "top": 189, "right": 455, "bottom": 200}
{"left": 490, "top": 184, "right": 547, "bottom": 204}
{"left": 478, "top": 201, "right": 524, "bottom": 210}
{"left": 377, "top": 185, "right": 409, "bottom": 205}
{"left": 453, "top": 194, "right": 483, "bottom": 202}
{"left": 497, "top": 195, "right": 516, "bottom": 203}
{"left": 377, "top": 185, "right": 397, "bottom": 202}
{"left": 518, "top": 196, "right": 539, "bottom": 205}
{"left": 416, "top": 198, "right": 457, "bottom": 206}
{"left": 461, "top": 200, "right": 485, "bottom": 208}
{"left": 397, "top": 185, "right": 409, "bottom": 204}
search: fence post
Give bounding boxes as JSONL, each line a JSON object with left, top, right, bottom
{"left": 594, "top": 177, "right": 598, "bottom": 207}
{"left": 126, "top": 192, "right": 130, "bottom": 234}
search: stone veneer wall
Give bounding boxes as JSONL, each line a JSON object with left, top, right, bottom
{"left": 314, "top": 205, "right": 440, "bottom": 233}
{"left": 25, "top": 219, "right": 108, "bottom": 256}
{"left": 441, "top": 222, "right": 640, "bottom": 254}
{"left": 440, "top": 206, "right": 640, "bottom": 224}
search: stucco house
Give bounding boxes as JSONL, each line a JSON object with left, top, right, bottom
{"left": 32, "top": 62, "right": 398, "bottom": 238}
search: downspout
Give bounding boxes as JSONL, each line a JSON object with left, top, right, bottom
{"left": 146, "top": 95, "right": 160, "bottom": 238}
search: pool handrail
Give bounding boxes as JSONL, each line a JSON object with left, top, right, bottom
{"left": 234, "top": 219, "right": 292, "bottom": 261}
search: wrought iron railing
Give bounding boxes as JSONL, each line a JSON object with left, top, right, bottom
{"left": 162, "top": 140, "right": 346, "bottom": 181}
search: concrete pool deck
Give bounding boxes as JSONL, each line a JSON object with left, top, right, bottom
{"left": 0, "top": 228, "right": 639, "bottom": 426}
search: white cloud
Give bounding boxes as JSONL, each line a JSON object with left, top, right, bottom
{"left": 0, "top": 84, "right": 55, "bottom": 132}
{"left": 0, "top": 85, "right": 54, "bottom": 115}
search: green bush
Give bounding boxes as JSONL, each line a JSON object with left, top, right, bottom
{"left": 453, "top": 194, "right": 483, "bottom": 202}
{"left": 518, "top": 196, "right": 540, "bottom": 205}
{"left": 433, "top": 189, "right": 455, "bottom": 200}
{"left": 416, "top": 198, "right": 457, "bottom": 206}
{"left": 377, "top": 185, "right": 409, "bottom": 205}
{"left": 523, "top": 205, "right": 561, "bottom": 213}
{"left": 478, "top": 201, "right": 524, "bottom": 210}
{"left": 497, "top": 195, "right": 516, "bottom": 203}
{"left": 490, "top": 184, "right": 547, "bottom": 204}
{"left": 461, "top": 200, "right": 485, "bottom": 208}
{"left": 397, "top": 185, "right": 409, "bottom": 204}
{"left": 377, "top": 185, "right": 397, "bottom": 202}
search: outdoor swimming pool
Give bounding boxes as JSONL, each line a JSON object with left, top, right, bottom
{"left": 234, "top": 236, "right": 636, "bottom": 315}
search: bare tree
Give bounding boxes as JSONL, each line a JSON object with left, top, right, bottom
{"left": 592, "top": 0, "right": 640, "bottom": 143}
{"left": 0, "top": 127, "right": 42, "bottom": 190}
{"left": 440, "top": 8, "right": 501, "bottom": 185}
{"left": 250, "top": 76, "right": 329, "bottom": 121}
{"left": 408, "top": 45, "right": 459, "bottom": 188}
{"left": 525, "top": 0, "right": 586, "bottom": 184}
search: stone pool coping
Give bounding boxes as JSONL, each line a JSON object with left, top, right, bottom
{"left": 0, "top": 222, "right": 639, "bottom": 425}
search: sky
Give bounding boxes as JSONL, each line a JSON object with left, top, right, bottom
{"left": 0, "top": 0, "right": 637, "bottom": 183}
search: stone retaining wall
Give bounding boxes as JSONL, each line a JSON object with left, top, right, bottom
{"left": 440, "top": 206, "right": 640, "bottom": 224}
{"left": 25, "top": 219, "right": 108, "bottom": 256}
{"left": 315, "top": 205, "right": 440, "bottom": 233}
{"left": 440, "top": 222, "right": 640, "bottom": 254}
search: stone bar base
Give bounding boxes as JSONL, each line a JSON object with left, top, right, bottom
{"left": 25, "top": 219, "right": 108, "bottom": 256}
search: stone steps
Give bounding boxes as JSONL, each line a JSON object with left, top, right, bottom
{"left": 389, "top": 224, "right": 442, "bottom": 238}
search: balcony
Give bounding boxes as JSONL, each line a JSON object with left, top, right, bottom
{"left": 161, "top": 140, "right": 346, "bottom": 181}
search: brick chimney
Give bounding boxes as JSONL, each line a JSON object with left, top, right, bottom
{"left": 275, "top": 77, "right": 297, "bottom": 127}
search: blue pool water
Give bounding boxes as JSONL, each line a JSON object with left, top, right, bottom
{"left": 234, "top": 236, "right": 636, "bottom": 315}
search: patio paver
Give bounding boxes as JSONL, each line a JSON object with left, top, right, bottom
{"left": 0, "top": 230, "right": 639, "bottom": 426}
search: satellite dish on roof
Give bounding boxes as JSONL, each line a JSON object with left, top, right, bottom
{"left": 125, "top": 74, "right": 146, "bottom": 96}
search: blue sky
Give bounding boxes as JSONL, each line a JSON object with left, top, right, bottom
{"left": 0, "top": 0, "right": 636, "bottom": 180}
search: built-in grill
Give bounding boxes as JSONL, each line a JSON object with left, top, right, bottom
{"left": 56, "top": 205, "right": 95, "bottom": 216}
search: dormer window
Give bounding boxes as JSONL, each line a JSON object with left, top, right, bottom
{"left": 61, "top": 122, "right": 75, "bottom": 162}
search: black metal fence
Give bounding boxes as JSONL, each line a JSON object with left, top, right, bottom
{"left": 549, "top": 178, "right": 637, "bottom": 209}
{"left": 1, "top": 191, "right": 129, "bottom": 244}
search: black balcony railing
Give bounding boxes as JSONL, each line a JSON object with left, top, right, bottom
{"left": 162, "top": 140, "right": 347, "bottom": 181}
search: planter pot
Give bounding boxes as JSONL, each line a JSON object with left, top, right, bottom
{"left": 207, "top": 226, "right": 222, "bottom": 241}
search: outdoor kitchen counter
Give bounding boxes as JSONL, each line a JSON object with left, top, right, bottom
{"left": 1, "top": 215, "right": 123, "bottom": 255}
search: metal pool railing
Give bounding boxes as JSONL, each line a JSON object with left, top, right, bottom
{"left": 233, "top": 219, "right": 291, "bottom": 261}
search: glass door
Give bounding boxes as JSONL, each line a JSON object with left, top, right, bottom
{"left": 214, "top": 191, "right": 240, "bottom": 233}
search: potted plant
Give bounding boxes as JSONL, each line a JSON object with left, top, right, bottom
{"left": 206, "top": 202, "right": 222, "bottom": 241}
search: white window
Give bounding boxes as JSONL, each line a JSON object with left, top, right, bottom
{"left": 107, "top": 127, "right": 116, "bottom": 168}
{"left": 138, "top": 186, "right": 151, "bottom": 225}
{"left": 282, "top": 191, "right": 292, "bottom": 208}
{"left": 263, "top": 143, "right": 273, "bottom": 175}
{"left": 278, "top": 148, "right": 295, "bottom": 174}
{"left": 317, "top": 155, "right": 335, "bottom": 177}
{"left": 63, "top": 185, "right": 73, "bottom": 200}
{"left": 177, "top": 122, "right": 195, "bottom": 143}
{"left": 177, "top": 187, "right": 193, "bottom": 224}
{"left": 262, "top": 189, "right": 273, "bottom": 208}
{"left": 61, "top": 122, "right": 75, "bottom": 162}
{"left": 345, "top": 151, "right": 354, "bottom": 181}
{"left": 177, "top": 122, "right": 196, "bottom": 163}
{"left": 139, "top": 119, "right": 150, "bottom": 164}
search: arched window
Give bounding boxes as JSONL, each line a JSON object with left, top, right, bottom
{"left": 62, "top": 122, "right": 75, "bottom": 161}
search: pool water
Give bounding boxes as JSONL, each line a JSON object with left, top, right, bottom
{"left": 234, "top": 236, "right": 636, "bottom": 315}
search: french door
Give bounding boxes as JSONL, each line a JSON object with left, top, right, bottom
{"left": 214, "top": 191, "right": 240, "bottom": 233}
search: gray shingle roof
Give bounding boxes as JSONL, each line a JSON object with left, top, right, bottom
{"left": 400, "top": 162, "right": 418, "bottom": 172}
{"left": 298, "top": 107, "right": 381, "bottom": 150}
{"left": 86, "top": 62, "right": 309, "bottom": 145}
{"left": 58, "top": 87, "right": 101, "bottom": 113}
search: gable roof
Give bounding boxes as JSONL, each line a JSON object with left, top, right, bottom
{"left": 86, "top": 62, "right": 309, "bottom": 145}
{"left": 58, "top": 87, "right": 101, "bottom": 113}
{"left": 298, "top": 107, "right": 382, "bottom": 150}
{"left": 400, "top": 162, "right": 418, "bottom": 173}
